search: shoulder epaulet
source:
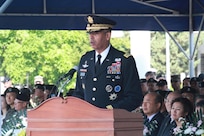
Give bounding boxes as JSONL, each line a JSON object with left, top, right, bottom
{"left": 82, "top": 50, "right": 93, "bottom": 56}
{"left": 123, "top": 53, "right": 132, "bottom": 58}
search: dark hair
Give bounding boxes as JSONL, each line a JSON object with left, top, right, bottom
{"left": 145, "top": 71, "right": 156, "bottom": 77}
{"left": 145, "top": 92, "right": 163, "bottom": 109}
{"left": 171, "top": 97, "right": 194, "bottom": 116}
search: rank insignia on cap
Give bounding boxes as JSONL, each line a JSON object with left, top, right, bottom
{"left": 86, "top": 15, "right": 116, "bottom": 33}
{"left": 87, "top": 16, "right": 94, "bottom": 24}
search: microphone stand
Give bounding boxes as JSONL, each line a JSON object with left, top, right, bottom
{"left": 56, "top": 76, "right": 72, "bottom": 97}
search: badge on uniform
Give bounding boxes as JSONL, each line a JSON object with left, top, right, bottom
{"left": 105, "top": 85, "right": 113, "bottom": 92}
{"left": 115, "top": 75, "right": 120, "bottom": 79}
{"left": 114, "top": 85, "right": 121, "bottom": 92}
{"left": 82, "top": 61, "right": 89, "bottom": 68}
{"left": 82, "top": 83, "right": 85, "bottom": 90}
{"left": 109, "top": 93, "right": 117, "bottom": 101}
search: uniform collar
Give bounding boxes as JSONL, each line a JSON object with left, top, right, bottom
{"left": 95, "top": 44, "right": 110, "bottom": 64}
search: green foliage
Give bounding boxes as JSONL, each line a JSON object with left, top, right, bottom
{"left": 111, "top": 31, "right": 130, "bottom": 54}
{"left": 0, "top": 30, "right": 91, "bottom": 91}
{"left": 151, "top": 31, "right": 203, "bottom": 75}
{"left": 0, "top": 30, "right": 129, "bottom": 94}
{"left": 0, "top": 30, "right": 202, "bottom": 94}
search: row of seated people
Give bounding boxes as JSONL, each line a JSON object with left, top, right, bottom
{"left": 138, "top": 71, "right": 204, "bottom": 135}
{"left": 141, "top": 73, "right": 204, "bottom": 95}
{"left": 140, "top": 87, "right": 204, "bottom": 136}
{"left": 1, "top": 83, "right": 74, "bottom": 135}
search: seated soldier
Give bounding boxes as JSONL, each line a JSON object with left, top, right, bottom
{"left": 157, "top": 79, "right": 169, "bottom": 91}
{"left": 1, "top": 87, "right": 19, "bottom": 129}
{"left": 2, "top": 88, "right": 30, "bottom": 135}
{"left": 180, "top": 86, "right": 197, "bottom": 109}
{"left": 140, "top": 78, "right": 148, "bottom": 96}
{"left": 195, "top": 100, "right": 204, "bottom": 114}
{"left": 30, "top": 84, "right": 45, "bottom": 108}
{"left": 147, "top": 78, "right": 158, "bottom": 92}
{"left": 171, "top": 75, "right": 181, "bottom": 92}
{"left": 14, "top": 88, "right": 31, "bottom": 112}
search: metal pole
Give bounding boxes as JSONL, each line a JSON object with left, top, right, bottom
{"left": 92, "top": 0, "right": 95, "bottom": 14}
{"left": 43, "top": 0, "right": 47, "bottom": 14}
{"left": 166, "top": 32, "right": 171, "bottom": 88}
{"left": 189, "top": 0, "right": 195, "bottom": 77}
{"left": 0, "top": 94, "right": 1, "bottom": 136}
{"left": 154, "top": 16, "right": 190, "bottom": 60}
{"left": 0, "top": 0, "right": 13, "bottom": 13}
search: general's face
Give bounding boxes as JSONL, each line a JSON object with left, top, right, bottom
{"left": 171, "top": 102, "right": 187, "bottom": 121}
{"left": 89, "top": 30, "right": 111, "bottom": 53}
{"left": 142, "top": 93, "right": 160, "bottom": 116}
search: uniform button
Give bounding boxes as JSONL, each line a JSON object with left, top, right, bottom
{"left": 93, "top": 78, "right": 97, "bottom": 81}
{"left": 92, "top": 88, "right": 96, "bottom": 91}
{"left": 92, "top": 97, "right": 96, "bottom": 101}
{"left": 112, "top": 79, "right": 115, "bottom": 82}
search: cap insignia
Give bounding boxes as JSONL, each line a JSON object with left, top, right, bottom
{"left": 88, "top": 16, "right": 94, "bottom": 24}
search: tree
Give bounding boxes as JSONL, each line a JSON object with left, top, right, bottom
{"left": 151, "top": 31, "right": 204, "bottom": 76}
{"left": 0, "top": 30, "right": 130, "bottom": 94}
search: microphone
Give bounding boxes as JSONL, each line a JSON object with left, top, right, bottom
{"left": 57, "top": 66, "right": 78, "bottom": 97}
{"left": 61, "top": 66, "right": 78, "bottom": 80}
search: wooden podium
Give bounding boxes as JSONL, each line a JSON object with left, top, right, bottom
{"left": 26, "top": 97, "right": 143, "bottom": 136}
